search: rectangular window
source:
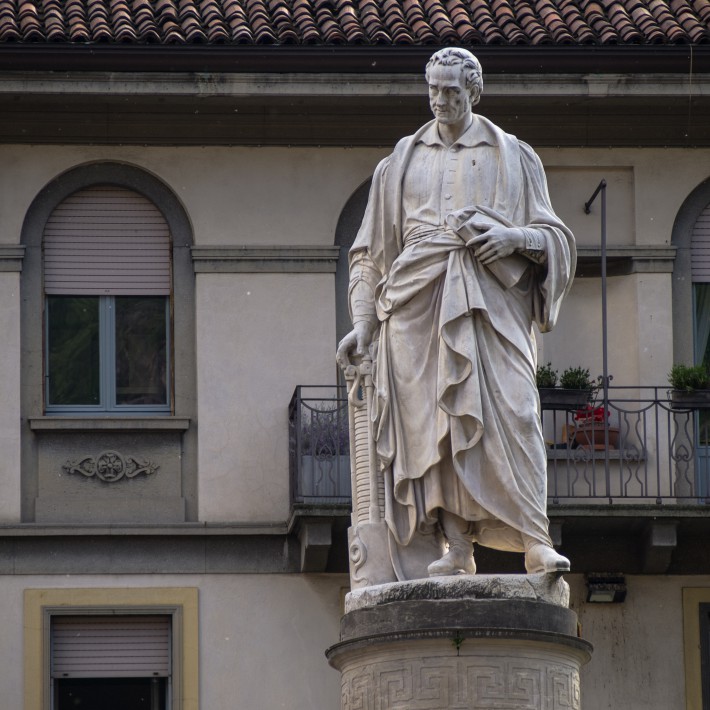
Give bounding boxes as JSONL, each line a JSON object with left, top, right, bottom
{"left": 24, "top": 588, "right": 198, "bottom": 710}
{"left": 683, "top": 588, "right": 710, "bottom": 710}
{"left": 51, "top": 615, "right": 171, "bottom": 710}
{"left": 46, "top": 296, "right": 169, "bottom": 413}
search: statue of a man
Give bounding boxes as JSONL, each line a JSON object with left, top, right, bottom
{"left": 337, "top": 48, "right": 575, "bottom": 577}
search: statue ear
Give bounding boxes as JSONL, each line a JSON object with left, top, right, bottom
{"left": 470, "top": 86, "right": 482, "bottom": 106}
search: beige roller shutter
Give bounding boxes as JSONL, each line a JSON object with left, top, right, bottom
{"left": 43, "top": 185, "right": 171, "bottom": 296}
{"left": 692, "top": 203, "right": 710, "bottom": 283}
{"left": 51, "top": 615, "right": 171, "bottom": 678}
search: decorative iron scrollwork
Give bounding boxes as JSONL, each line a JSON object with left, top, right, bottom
{"left": 63, "top": 450, "right": 159, "bottom": 482}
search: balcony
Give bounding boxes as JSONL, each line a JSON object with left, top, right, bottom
{"left": 289, "top": 384, "right": 710, "bottom": 573}
{"left": 542, "top": 386, "right": 710, "bottom": 505}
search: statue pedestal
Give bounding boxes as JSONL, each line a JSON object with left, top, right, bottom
{"left": 327, "top": 575, "right": 592, "bottom": 709}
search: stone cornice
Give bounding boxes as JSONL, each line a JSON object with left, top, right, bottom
{"left": 0, "top": 71, "right": 706, "bottom": 99}
{"left": 29, "top": 416, "right": 191, "bottom": 432}
{"left": 576, "top": 245, "right": 676, "bottom": 276}
{"left": 0, "top": 245, "right": 25, "bottom": 272}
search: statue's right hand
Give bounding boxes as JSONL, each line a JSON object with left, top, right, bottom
{"left": 336, "top": 322, "right": 375, "bottom": 370}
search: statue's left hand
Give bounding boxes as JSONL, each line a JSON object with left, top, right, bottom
{"left": 467, "top": 225, "right": 525, "bottom": 264}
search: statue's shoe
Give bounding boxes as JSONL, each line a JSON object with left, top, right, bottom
{"left": 525, "top": 543, "right": 571, "bottom": 574}
{"left": 427, "top": 547, "right": 476, "bottom": 576}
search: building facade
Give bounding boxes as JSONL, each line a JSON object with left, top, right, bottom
{"left": 1, "top": 2, "right": 710, "bottom": 708}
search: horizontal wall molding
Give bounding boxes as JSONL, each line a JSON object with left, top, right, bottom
{"left": 192, "top": 245, "right": 340, "bottom": 273}
{"left": 0, "top": 245, "right": 25, "bottom": 272}
{"left": 576, "top": 245, "right": 676, "bottom": 276}
{"left": 0, "top": 532, "right": 303, "bottom": 575}
{"left": 1, "top": 71, "right": 708, "bottom": 99}
{"left": 29, "top": 416, "right": 191, "bottom": 432}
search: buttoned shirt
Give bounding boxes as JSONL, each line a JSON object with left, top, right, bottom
{"left": 401, "top": 119, "right": 499, "bottom": 243}
{"left": 401, "top": 119, "right": 545, "bottom": 260}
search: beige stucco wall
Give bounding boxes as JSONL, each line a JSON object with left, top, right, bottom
{"left": 1, "top": 145, "right": 709, "bottom": 522}
{"left": 5, "top": 572, "right": 347, "bottom": 710}
{"left": 1, "top": 145, "right": 707, "bottom": 250}
{"left": 196, "top": 272, "right": 337, "bottom": 521}
{"left": 568, "top": 574, "right": 710, "bottom": 710}
{"left": 2, "top": 571, "right": 707, "bottom": 710}
{"left": 0, "top": 145, "right": 384, "bottom": 248}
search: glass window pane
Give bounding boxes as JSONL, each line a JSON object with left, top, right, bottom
{"left": 115, "top": 297, "right": 168, "bottom": 406}
{"left": 695, "top": 283, "right": 710, "bottom": 367}
{"left": 47, "top": 297, "right": 100, "bottom": 405}
{"left": 56, "top": 677, "right": 166, "bottom": 710}
{"left": 695, "top": 285, "right": 710, "bottom": 446}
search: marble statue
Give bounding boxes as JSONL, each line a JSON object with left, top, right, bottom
{"left": 337, "top": 48, "right": 575, "bottom": 583}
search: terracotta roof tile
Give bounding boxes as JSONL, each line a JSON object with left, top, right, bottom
{"left": 0, "top": 0, "right": 707, "bottom": 46}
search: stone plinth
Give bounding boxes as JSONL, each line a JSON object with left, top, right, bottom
{"left": 327, "top": 575, "right": 592, "bottom": 710}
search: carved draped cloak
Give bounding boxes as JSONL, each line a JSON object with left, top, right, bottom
{"left": 349, "top": 114, "right": 576, "bottom": 554}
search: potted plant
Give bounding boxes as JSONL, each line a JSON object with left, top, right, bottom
{"left": 537, "top": 364, "right": 595, "bottom": 411}
{"left": 668, "top": 364, "right": 710, "bottom": 409}
{"left": 536, "top": 362, "right": 558, "bottom": 389}
{"left": 572, "top": 405, "right": 619, "bottom": 450}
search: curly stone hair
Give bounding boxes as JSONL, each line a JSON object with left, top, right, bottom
{"left": 425, "top": 48, "right": 483, "bottom": 106}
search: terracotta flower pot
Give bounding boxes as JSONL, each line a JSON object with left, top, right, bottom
{"left": 574, "top": 422, "right": 619, "bottom": 451}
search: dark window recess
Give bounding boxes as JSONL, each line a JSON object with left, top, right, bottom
{"left": 47, "top": 295, "right": 168, "bottom": 411}
{"left": 702, "top": 603, "right": 710, "bottom": 710}
{"left": 56, "top": 677, "right": 167, "bottom": 710}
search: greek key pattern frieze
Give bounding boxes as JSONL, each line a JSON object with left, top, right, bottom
{"left": 341, "top": 656, "right": 580, "bottom": 710}
{"left": 63, "top": 450, "right": 159, "bottom": 483}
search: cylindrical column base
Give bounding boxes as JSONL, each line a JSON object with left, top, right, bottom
{"left": 327, "top": 576, "right": 592, "bottom": 710}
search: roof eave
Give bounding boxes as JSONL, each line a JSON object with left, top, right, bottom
{"left": 0, "top": 43, "right": 708, "bottom": 74}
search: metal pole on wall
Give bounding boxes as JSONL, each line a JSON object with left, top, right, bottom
{"left": 584, "top": 179, "right": 611, "bottom": 500}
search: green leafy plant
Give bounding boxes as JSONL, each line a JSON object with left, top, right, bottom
{"left": 559, "top": 366, "right": 595, "bottom": 391}
{"left": 668, "top": 364, "right": 710, "bottom": 391}
{"left": 536, "top": 362, "right": 558, "bottom": 388}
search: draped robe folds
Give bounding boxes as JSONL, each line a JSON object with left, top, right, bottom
{"left": 349, "top": 114, "right": 576, "bottom": 555}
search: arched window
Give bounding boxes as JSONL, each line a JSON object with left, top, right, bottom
{"left": 20, "top": 162, "right": 196, "bottom": 523}
{"left": 44, "top": 185, "right": 172, "bottom": 413}
{"left": 671, "top": 177, "right": 710, "bottom": 366}
{"left": 691, "top": 202, "right": 710, "bottom": 369}
{"left": 334, "top": 178, "right": 371, "bottom": 346}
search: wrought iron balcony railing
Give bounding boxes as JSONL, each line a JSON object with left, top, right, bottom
{"left": 544, "top": 386, "right": 710, "bottom": 504}
{"left": 289, "top": 386, "right": 352, "bottom": 507}
{"left": 289, "top": 385, "right": 710, "bottom": 509}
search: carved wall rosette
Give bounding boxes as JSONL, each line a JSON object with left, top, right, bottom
{"left": 63, "top": 450, "right": 159, "bottom": 483}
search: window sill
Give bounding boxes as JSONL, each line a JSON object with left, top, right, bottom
{"left": 28, "top": 416, "right": 190, "bottom": 432}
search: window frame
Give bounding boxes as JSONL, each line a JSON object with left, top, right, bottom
{"left": 24, "top": 587, "right": 199, "bottom": 710}
{"left": 683, "top": 587, "right": 710, "bottom": 710}
{"left": 45, "top": 294, "right": 172, "bottom": 414}
{"left": 20, "top": 164, "right": 195, "bottom": 424}
{"left": 20, "top": 163, "right": 197, "bottom": 521}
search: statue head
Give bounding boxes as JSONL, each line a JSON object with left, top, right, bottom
{"left": 425, "top": 48, "right": 483, "bottom": 107}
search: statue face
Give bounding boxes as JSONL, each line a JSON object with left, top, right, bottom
{"left": 427, "top": 64, "right": 471, "bottom": 126}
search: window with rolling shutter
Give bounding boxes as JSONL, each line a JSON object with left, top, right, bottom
{"left": 43, "top": 185, "right": 172, "bottom": 414}
{"left": 43, "top": 186, "right": 171, "bottom": 296}
{"left": 51, "top": 615, "right": 171, "bottom": 678}
{"left": 51, "top": 615, "right": 171, "bottom": 710}
{"left": 691, "top": 203, "right": 710, "bottom": 284}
